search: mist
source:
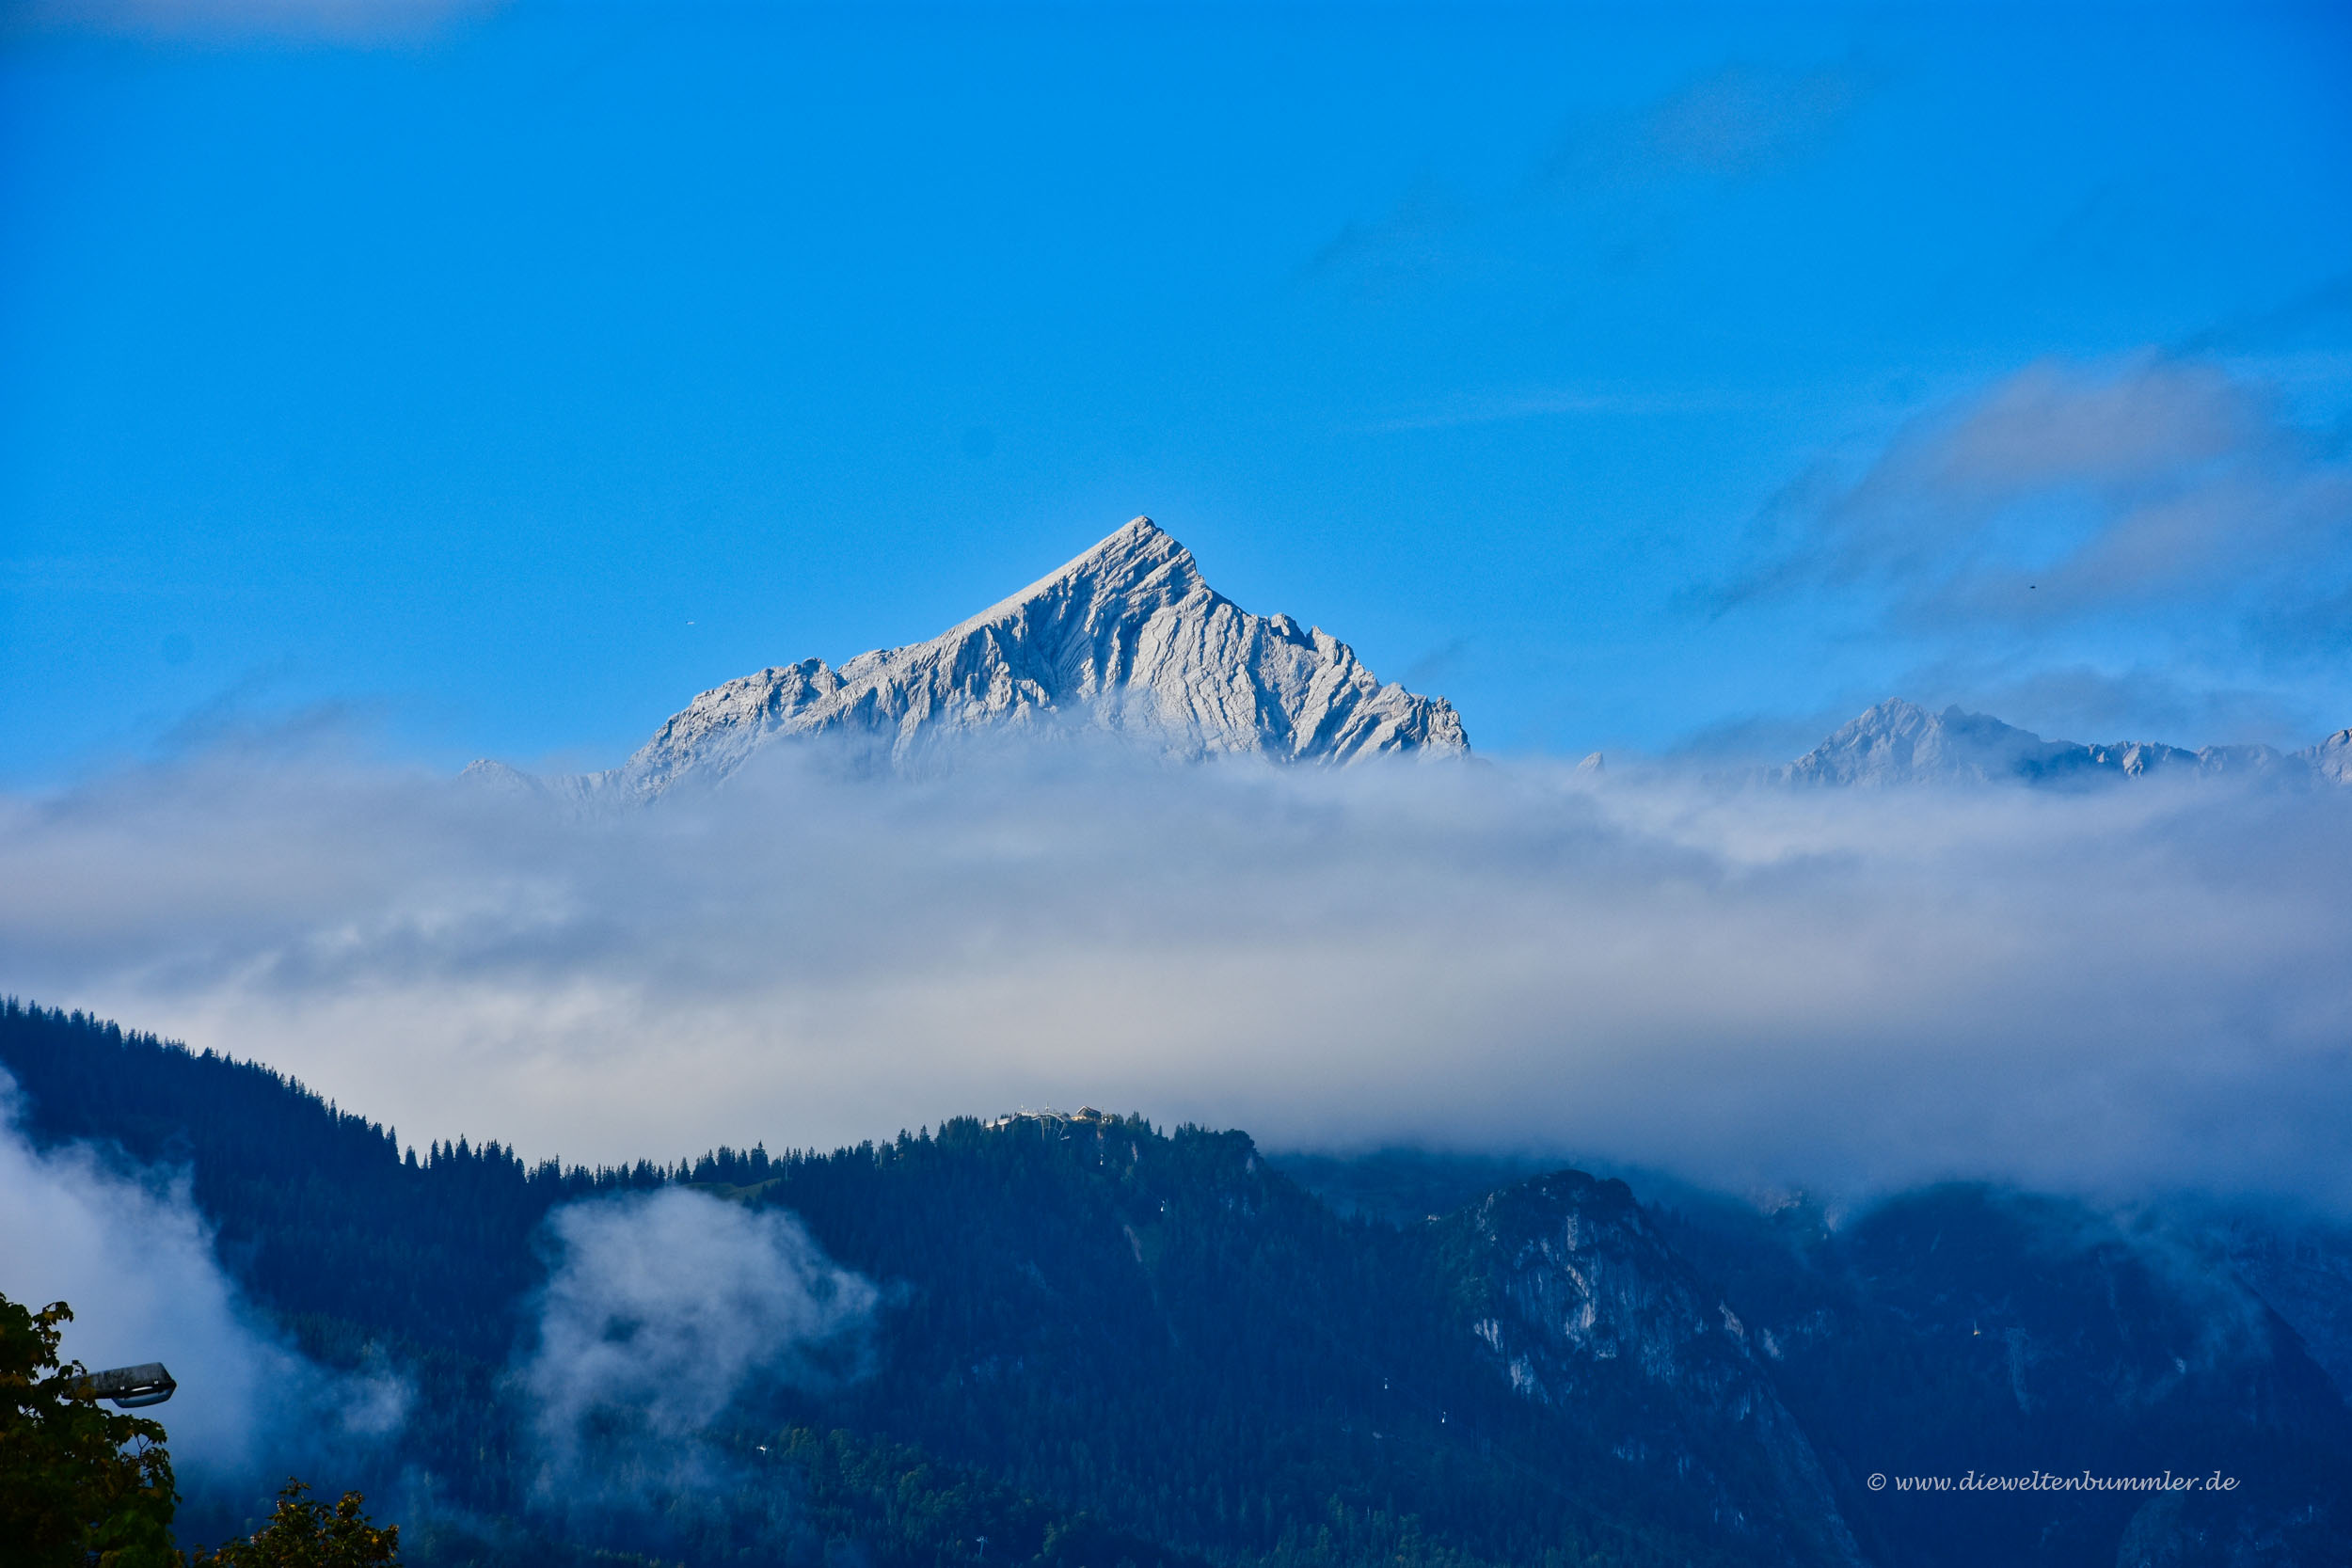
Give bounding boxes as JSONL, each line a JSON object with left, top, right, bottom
{"left": 4, "top": 733, "right": 2350, "bottom": 1210}
{"left": 518, "top": 1186, "right": 879, "bottom": 1497}
{"left": 0, "top": 1073, "right": 408, "bottom": 1505}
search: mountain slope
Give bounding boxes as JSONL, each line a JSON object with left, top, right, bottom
{"left": 1438, "top": 1172, "right": 1864, "bottom": 1567}
{"left": 485, "top": 518, "right": 1467, "bottom": 800}
{"left": 8, "top": 1005, "right": 2352, "bottom": 1568}
{"left": 2312, "top": 728, "right": 2352, "bottom": 784}
{"left": 1655, "top": 1185, "right": 2352, "bottom": 1568}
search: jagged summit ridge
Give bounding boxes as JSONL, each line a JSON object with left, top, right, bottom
{"left": 501, "top": 517, "right": 1468, "bottom": 799}
{"left": 1784, "top": 698, "right": 2342, "bottom": 787}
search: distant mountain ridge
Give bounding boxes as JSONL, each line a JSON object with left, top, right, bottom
{"left": 1784, "top": 698, "right": 2352, "bottom": 788}
{"left": 473, "top": 517, "right": 1466, "bottom": 800}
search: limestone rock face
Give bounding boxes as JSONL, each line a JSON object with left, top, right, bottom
{"left": 514, "top": 517, "right": 1468, "bottom": 800}
{"left": 1442, "top": 1172, "right": 1865, "bottom": 1568}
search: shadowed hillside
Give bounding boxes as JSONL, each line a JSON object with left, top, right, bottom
{"left": 6, "top": 1000, "right": 2348, "bottom": 1568}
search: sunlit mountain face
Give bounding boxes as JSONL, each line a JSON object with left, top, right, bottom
{"left": 468, "top": 519, "right": 1467, "bottom": 804}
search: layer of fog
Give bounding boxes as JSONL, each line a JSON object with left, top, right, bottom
{"left": 5, "top": 734, "right": 2350, "bottom": 1209}
{"left": 0, "top": 1076, "right": 409, "bottom": 1502}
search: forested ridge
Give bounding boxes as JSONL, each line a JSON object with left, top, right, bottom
{"left": 1, "top": 998, "right": 695, "bottom": 1361}
{"left": 5, "top": 999, "right": 2349, "bottom": 1568}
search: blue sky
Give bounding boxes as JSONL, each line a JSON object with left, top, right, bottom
{"left": 4, "top": 0, "right": 2348, "bottom": 782}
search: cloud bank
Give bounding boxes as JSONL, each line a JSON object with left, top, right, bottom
{"left": 5, "top": 732, "right": 2349, "bottom": 1211}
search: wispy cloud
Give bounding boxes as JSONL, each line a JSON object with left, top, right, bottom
{"left": 1725, "top": 355, "right": 2352, "bottom": 627}
{"left": 1707, "top": 353, "right": 2352, "bottom": 749}
{"left": 2172, "top": 269, "right": 2352, "bottom": 359}
{"left": 0, "top": 1075, "right": 408, "bottom": 1502}
{"left": 516, "top": 1188, "right": 875, "bottom": 1526}
{"left": 10, "top": 0, "right": 498, "bottom": 44}
{"left": 1595, "top": 61, "right": 1867, "bottom": 184}
{"left": 1365, "top": 387, "right": 1761, "bottom": 433}
{"left": 6, "top": 731, "right": 2351, "bottom": 1212}
{"left": 1303, "top": 57, "right": 1872, "bottom": 295}
{"left": 1299, "top": 181, "right": 1476, "bottom": 286}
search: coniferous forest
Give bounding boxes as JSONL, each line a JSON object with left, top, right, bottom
{"left": 5, "top": 998, "right": 2349, "bottom": 1568}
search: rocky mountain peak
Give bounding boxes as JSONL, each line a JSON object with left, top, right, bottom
{"left": 926, "top": 515, "right": 1207, "bottom": 648}
{"left": 480, "top": 516, "right": 1469, "bottom": 800}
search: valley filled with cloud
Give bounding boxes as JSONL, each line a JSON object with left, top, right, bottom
{"left": 9, "top": 731, "right": 2346, "bottom": 1209}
